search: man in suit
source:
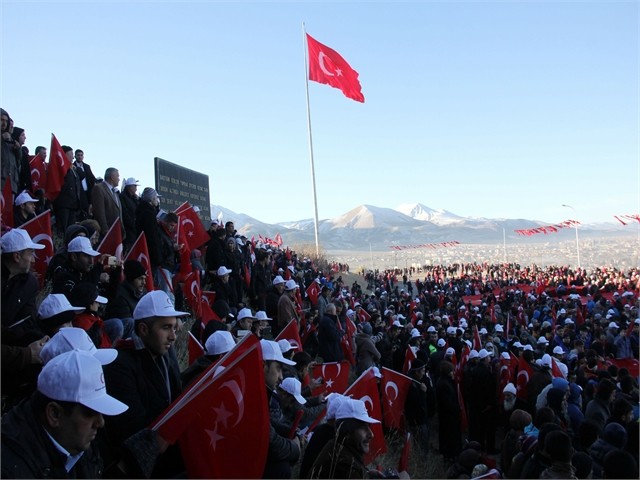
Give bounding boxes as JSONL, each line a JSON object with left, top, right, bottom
{"left": 91, "top": 167, "right": 122, "bottom": 241}
{"left": 73, "top": 149, "right": 96, "bottom": 220}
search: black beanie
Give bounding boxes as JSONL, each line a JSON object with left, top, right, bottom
{"left": 124, "top": 260, "right": 147, "bottom": 281}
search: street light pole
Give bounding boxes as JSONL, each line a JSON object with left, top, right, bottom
{"left": 562, "top": 204, "right": 581, "bottom": 269}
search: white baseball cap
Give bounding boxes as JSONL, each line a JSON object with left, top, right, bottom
{"left": 237, "top": 308, "right": 256, "bottom": 322}
{"left": 513, "top": 341, "right": 523, "bottom": 348}
{"left": 503, "top": 383, "right": 517, "bottom": 395}
{"left": 478, "top": 348, "right": 490, "bottom": 359}
{"left": 278, "top": 339, "right": 294, "bottom": 354}
{"left": 14, "top": 191, "right": 38, "bottom": 206}
{"left": 0, "top": 228, "right": 45, "bottom": 253}
{"left": 437, "top": 338, "right": 446, "bottom": 347}
{"left": 427, "top": 326, "right": 436, "bottom": 333}
{"left": 541, "top": 354, "right": 552, "bottom": 368}
{"left": 372, "top": 366, "right": 382, "bottom": 379}
{"left": 334, "top": 398, "right": 380, "bottom": 424}
{"left": 284, "top": 280, "right": 299, "bottom": 291}
{"left": 287, "top": 265, "right": 295, "bottom": 273}
{"left": 479, "top": 327, "right": 488, "bottom": 335}
{"left": 40, "top": 327, "right": 118, "bottom": 365}
{"left": 537, "top": 336, "right": 549, "bottom": 344}
{"left": 260, "top": 339, "right": 296, "bottom": 365}
{"left": 608, "top": 322, "right": 619, "bottom": 329}
{"left": 255, "top": 311, "right": 272, "bottom": 321}
{"left": 446, "top": 347, "right": 455, "bottom": 356}
{"left": 38, "top": 350, "right": 128, "bottom": 415}
{"left": 468, "top": 350, "right": 479, "bottom": 360}
{"left": 564, "top": 319, "right": 574, "bottom": 325}
{"left": 38, "top": 294, "right": 84, "bottom": 319}
{"left": 133, "top": 290, "right": 188, "bottom": 320}
{"left": 495, "top": 325, "right": 504, "bottom": 333}
{"left": 410, "top": 328, "right": 421, "bottom": 338}
{"left": 216, "top": 266, "right": 232, "bottom": 276}
{"left": 205, "top": 330, "right": 236, "bottom": 356}
{"left": 67, "top": 236, "right": 100, "bottom": 256}
{"left": 552, "top": 346, "right": 564, "bottom": 355}
{"left": 325, "top": 393, "right": 347, "bottom": 420}
{"left": 501, "top": 352, "right": 511, "bottom": 360}
{"left": 123, "top": 177, "right": 140, "bottom": 187}
{"left": 279, "top": 377, "right": 306, "bottom": 404}
{"left": 446, "top": 326, "right": 456, "bottom": 335}
{"left": 523, "top": 344, "right": 534, "bottom": 351}
{"left": 272, "top": 275, "right": 285, "bottom": 286}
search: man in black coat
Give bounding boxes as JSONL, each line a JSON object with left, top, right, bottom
{"left": 1, "top": 350, "right": 128, "bottom": 478}
{"left": 467, "top": 348, "right": 498, "bottom": 453}
{"left": 103, "top": 290, "right": 188, "bottom": 478}
{"left": 73, "top": 149, "right": 96, "bottom": 220}
{"left": 135, "top": 188, "right": 163, "bottom": 288}
{"left": 53, "top": 146, "right": 83, "bottom": 235}
{"left": 119, "top": 177, "right": 140, "bottom": 253}
{"left": 317, "top": 303, "right": 344, "bottom": 363}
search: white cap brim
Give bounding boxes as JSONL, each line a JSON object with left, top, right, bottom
{"left": 82, "top": 392, "right": 128, "bottom": 416}
{"left": 95, "top": 295, "right": 108, "bottom": 304}
{"left": 93, "top": 348, "right": 118, "bottom": 365}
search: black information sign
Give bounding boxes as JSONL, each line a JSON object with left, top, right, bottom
{"left": 154, "top": 157, "right": 211, "bottom": 224}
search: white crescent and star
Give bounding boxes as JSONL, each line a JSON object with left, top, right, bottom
{"left": 516, "top": 370, "right": 529, "bottom": 390}
{"left": 318, "top": 52, "right": 343, "bottom": 77}
{"left": 115, "top": 244, "right": 123, "bottom": 262}
{"left": 32, "top": 234, "right": 54, "bottom": 263}
{"left": 360, "top": 395, "right": 374, "bottom": 412}
{"left": 220, "top": 375, "right": 245, "bottom": 428}
{"left": 384, "top": 381, "right": 399, "bottom": 403}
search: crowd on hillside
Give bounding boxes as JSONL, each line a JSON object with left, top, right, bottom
{"left": 1, "top": 106, "right": 639, "bottom": 478}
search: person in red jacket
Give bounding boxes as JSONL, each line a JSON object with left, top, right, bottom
{"left": 66, "top": 281, "right": 112, "bottom": 348}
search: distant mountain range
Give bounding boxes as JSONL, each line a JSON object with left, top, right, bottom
{"left": 210, "top": 203, "right": 632, "bottom": 251}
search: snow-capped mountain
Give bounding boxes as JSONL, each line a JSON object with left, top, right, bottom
{"left": 396, "top": 203, "right": 464, "bottom": 225}
{"left": 211, "top": 203, "right": 631, "bottom": 251}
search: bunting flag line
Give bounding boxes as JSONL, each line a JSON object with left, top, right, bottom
{"left": 389, "top": 241, "right": 460, "bottom": 251}
{"left": 613, "top": 213, "right": 640, "bottom": 225}
{"left": 514, "top": 219, "right": 580, "bottom": 237}
{"left": 306, "top": 33, "right": 365, "bottom": 103}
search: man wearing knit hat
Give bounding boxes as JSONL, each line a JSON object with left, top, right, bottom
{"left": 104, "top": 260, "right": 147, "bottom": 334}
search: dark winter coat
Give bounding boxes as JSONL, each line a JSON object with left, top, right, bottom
{"left": 317, "top": 313, "right": 344, "bottom": 363}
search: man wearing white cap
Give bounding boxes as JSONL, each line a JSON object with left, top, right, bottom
{"left": 308, "top": 398, "right": 385, "bottom": 479}
{"left": 181, "top": 330, "right": 236, "bottom": 388}
{"left": 51, "top": 236, "right": 101, "bottom": 293}
{"left": 276, "top": 279, "right": 299, "bottom": 336}
{"left": 260, "top": 339, "right": 302, "bottom": 479}
{"left": 103, "top": 290, "right": 188, "bottom": 477}
{"left": 265, "top": 275, "right": 286, "bottom": 324}
{"left": 13, "top": 190, "right": 38, "bottom": 227}
{"left": 299, "top": 393, "right": 347, "bottom": 478}
{"left": 1, "top": 350, "right": 128, "bottom": 478}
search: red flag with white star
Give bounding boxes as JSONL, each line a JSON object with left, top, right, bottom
{"left": 97, "top": 218, "right": 123, "bottom": 262}
{"left": 123, "top": 232, "right": 154, "bottom": 292}
{"left": 275, "top": 319, "right": 303, "bottom": 353}
{"left": 381, "top": 367, "right": 413, "bottom": 430}
{"left": 178, "top": 205, "right": 210, "bottom": 250}
{"left": 310, "top": 360, "right": 351, "bottom": 395}
{"left": 307, "top": 33, "right": 365, "bottom": 103}
{"left": 45, "top": 133, "right": 71, "bottom": 201}
{"left": 20, "top": 210, "right": 53, "bottom": 287}
{"left": 29, "top": 154, "right": 47, "bottom": 194}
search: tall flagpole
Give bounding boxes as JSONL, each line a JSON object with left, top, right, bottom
{"left": 302, "top": 22, "right": 321, "bottom": 258}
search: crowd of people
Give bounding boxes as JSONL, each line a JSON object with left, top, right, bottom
{"left": 1, "top": 106, "right": 639, "bottom": 478}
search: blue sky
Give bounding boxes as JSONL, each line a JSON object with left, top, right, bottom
{"left": 2, "top": 0, "right": 638, "bottom": 226}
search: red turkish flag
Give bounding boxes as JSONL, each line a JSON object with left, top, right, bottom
{"left": 343, "top": 368, "right": 386, "bottom": 464}
{"left": 153, "top": 335, "right": 269, "bottom": 478}
{"left": 21, "top": 210, "right": 53, "bottom": 288}
{"left": 175, "top": 220, "right": 192, "bottom": 282}
{"left": 338, "top": 317, "right": 356, "bottom": 367}
{"left": 182, "top": 270, "right": 202, "bottom": 318}
{"left": 306, "top": 280, "right": 321, "bottom": 306}
{"left": 29, "top": 155, "right": 47, "bottom": 193}
{"left": 472, "top": 325, "right": 482, "bottom": 351}
{"left": 97, "top": 218, "right": 123, "bottom": 262}
{"left": 188, "top": 331, "right": 205, "bottom": 366}
{"left": 551, "top": 358, "right": 565, "bottom": 379}
{"left": 45, "top": 134, "right": 71, "bottom": 201}
{"left": 1, "top": 177, "right": 13, "bottom": 228}
{"left": 311, "top": 361, "right": 351, "bottom": 395}
{"left": 202, "top": 290, "right": 216, "bottom": 307}
{"left": 498, "top": 356, "right": 514, "bottom": 398}
{"left": 178, "top": 206, "right": 210, "bottom": 250}
{"left": 357, "top": 308, "right": 371, "bottom": 323}
{"left": 380, "top": 367, "right": 413, "bottom": 430}
{"left": 123, "top": 232, "right": 154, "bottom": 292}
{"left": 274, "top": 233, "right": 283, "bottom": 247}
{"left": 306, "top": 33, "right": 365, "bottom": 103}
{"left": 402, "top": 346, "right": 417, "bottom": 374}
{"left": 398, "top": 432, "right": 411, "bottom": 473}
{"left": 516, "top": 356, "right": 534, "bottom": 401}
{"left": 275, "top": 319, "right": 303, "bottom": 353}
